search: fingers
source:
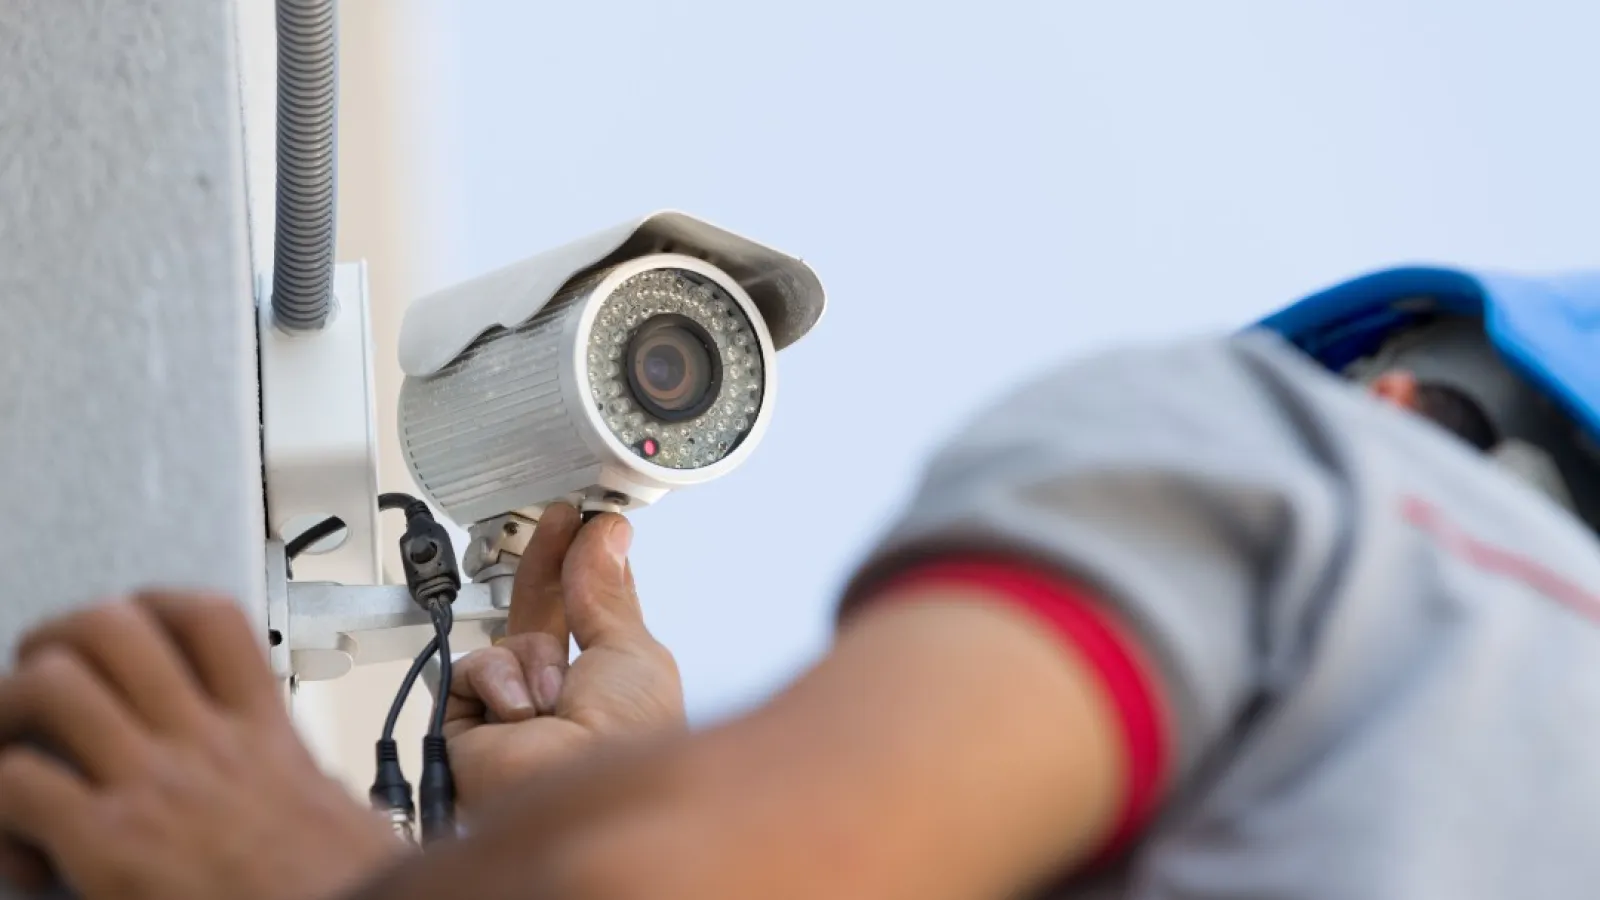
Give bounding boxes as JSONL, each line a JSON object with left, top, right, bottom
{"left": 505, "top": 631, "right": 569, "bottom": 715}
{"left": 447, "top": 646, "right": 535, "bottom": 726}
{"left": 561, "top": 514, "right": 648, "bottom": 651}
{"left": 0, "top": 651, "right": 151, "bottom": 784}
{"left": 506, "top": 504, "right": 582, "bottom": 645}
{"left": 449, "top": 629, "right": 571, "bottom": 725}
{"left": 0, "top": 746, "right": 91, "bottom": 873}
{"left": 133, "top": 592, "right": 280, "bottom": 715}
{"left": 17, "top": 602, "right": 212, "bottom": 735}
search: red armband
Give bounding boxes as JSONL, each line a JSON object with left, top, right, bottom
{"left": 868, "top": 558, "right": 1172, "bottom": 862}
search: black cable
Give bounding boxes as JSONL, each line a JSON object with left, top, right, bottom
{"left": 385, "top": 634, "right": 440, "bottom": 742}
{"left": 360, "top": 489, "right": 449, "bottom": 841}
{"left": 304, "top": 490, "right": 458, "bottom": 842}
{"left": 419, "top": 598, "right": 457, "bottom": 844}
{"left": 369, "top": 606, "right": 449, "bottom": 840}
{"left": 379, "top": 492, "right": 424, "bottom": 513}
{"left": 428, "top": 602, "right": 453, "bottom": 737}
{"left": 284, "top": 515, "right": 346, "bottom": 562}
{"left": 286, "top": 493, "right": 425, "bottom": 565}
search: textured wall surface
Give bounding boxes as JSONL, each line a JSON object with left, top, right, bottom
{"left": 0, "top": 0, "right": 264, "bottom": 664}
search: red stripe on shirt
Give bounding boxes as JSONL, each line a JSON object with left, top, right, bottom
{"left": 868, "top": 558, "right": 1171, "bottom": 862}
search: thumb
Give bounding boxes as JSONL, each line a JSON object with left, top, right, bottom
{"left": 505, "top": 502, "right": 582, "bottom": 641}
{"left": 561, "top": 514, "right": 647, "bottom": 650}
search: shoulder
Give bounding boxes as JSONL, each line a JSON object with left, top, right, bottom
{"left": 927, "top": 330, "right": 1345, "bottom": 494}
{"left": 835, "top": 331, "right": 1364, "bottom": 869}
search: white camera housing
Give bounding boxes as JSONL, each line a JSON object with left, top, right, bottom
{"left": 396, "top": 211, "right": 825, "bottom": 527}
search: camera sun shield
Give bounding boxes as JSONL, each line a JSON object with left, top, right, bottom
{"left": 397, "top": 210, "right": 825, "bottom": 379}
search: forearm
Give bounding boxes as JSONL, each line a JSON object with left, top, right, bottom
{"left": 347, "top": 595, "right": 1127, "bottom": 900}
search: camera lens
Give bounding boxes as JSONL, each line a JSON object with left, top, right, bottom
{"left": 642, "top": 344, "right": 687, "bottom": 395}
{"left": 586, "top": 266, "right": 766, "bottom": 470}
{"left": 625, "top": 314, "right": 721, "bottom": 421}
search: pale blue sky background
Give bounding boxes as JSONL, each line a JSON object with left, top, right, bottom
{"left": 410, "top": 0, "right": 1600, "bottom": 721}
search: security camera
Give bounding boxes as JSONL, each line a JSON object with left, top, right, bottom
{"left": 395, "top": 210, "right": 825, "bottom": 557}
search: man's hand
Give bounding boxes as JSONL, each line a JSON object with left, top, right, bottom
{"left": 445, "top": 504, "right": 687, "bottom": 815}
{"left": 346, "top": 585, "right": 1132, "bottom": 900}
{"left": 0, "top": 592, "right": 405, "bottom": 900}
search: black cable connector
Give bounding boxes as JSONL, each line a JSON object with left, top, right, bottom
{"left": 417, "top": 734, "right": 456, "bottom": 845}
{"left": 369, "top": 738, "right": 415, "bottom": 842}
{"left": 399, "top": 505, "right": 461, "bottom": 610}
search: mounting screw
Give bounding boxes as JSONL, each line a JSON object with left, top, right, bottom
{"left": 407, "top": 540, "right": 439, "bottom": 565}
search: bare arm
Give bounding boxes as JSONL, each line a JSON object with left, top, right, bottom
{"left": 350, "top": 584, "right": 1132, "bottom": 900}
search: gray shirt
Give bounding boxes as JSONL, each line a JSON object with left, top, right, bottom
{"left": 848, "top": 330, "right": 1600, "bottom": 899}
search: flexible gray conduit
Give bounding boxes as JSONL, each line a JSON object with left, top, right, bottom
{"left": 270, "top": 0, "right": 339, "bottom": 333}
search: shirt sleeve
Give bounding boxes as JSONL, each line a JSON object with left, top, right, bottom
{"left": 867, "top": 556, "right": 1170, "bottom": 861}
{"left": 838, "top": 335, "right": 1350, "bottom": 847}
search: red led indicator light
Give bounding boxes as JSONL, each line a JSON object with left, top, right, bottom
{"left": 640, "top": 438, "right": 659, "bottom": 458}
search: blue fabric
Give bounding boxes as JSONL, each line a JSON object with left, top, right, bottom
{"left": 1255, "top": 265, "right": 1600, "bottom": 443}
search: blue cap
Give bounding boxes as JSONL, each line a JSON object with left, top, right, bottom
{"left": 1255, "top": 266, "right": 1600, "bottom": 444}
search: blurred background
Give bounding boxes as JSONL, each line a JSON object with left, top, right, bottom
{"left": 252, "top": 0, "right": 1600, "bottom": 785}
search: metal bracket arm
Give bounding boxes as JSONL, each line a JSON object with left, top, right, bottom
{"left": 286, "top": 582, "right": 507, "bottom": 681}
